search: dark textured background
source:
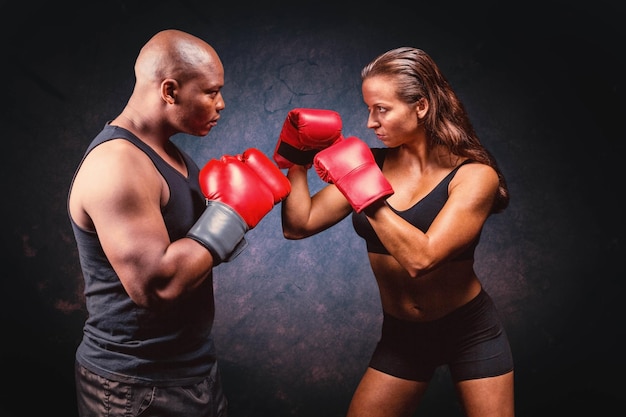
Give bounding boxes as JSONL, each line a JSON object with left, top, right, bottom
{"left": 1, "top": 1, "right": 624, "bottom": 416}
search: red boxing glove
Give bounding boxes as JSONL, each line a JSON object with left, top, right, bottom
{"left": 313, "top": 136, "right": 394, "bottom": 213}
{"left": 273, "top": 108, "right": 344, "bottom": 169}
{"left": 199, "top": 152, "right": 281, "bottom": 228}
{"left": 188, "top": 149, "right": 289, "bottom": 263}
{"left": 237, "top": 148, "right": 291, "bottom": 204}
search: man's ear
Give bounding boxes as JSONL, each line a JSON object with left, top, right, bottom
{"left": 161, "top": 79, "right": 178, "bottom": 104}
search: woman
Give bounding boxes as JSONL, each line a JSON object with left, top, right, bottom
{"left": 279, "top": 47, "right": 514, "bottom": 417}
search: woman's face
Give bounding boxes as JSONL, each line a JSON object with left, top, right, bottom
{"left": 362, "top": 75, "right": 420, "bottom": 148}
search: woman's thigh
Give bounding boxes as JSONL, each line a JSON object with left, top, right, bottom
{"left": 347, "top": 367, "right": 428, "bottom": 417}
{"left": 455, "top": 371, "right": 515, "bottom": 417}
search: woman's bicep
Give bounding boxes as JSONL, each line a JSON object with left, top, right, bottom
{"left": 427, "top": 165, "right": 498, "bottom": 257}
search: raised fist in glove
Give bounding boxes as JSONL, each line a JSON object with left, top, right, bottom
{"left": 187, "top": 148, "right": 291, "bottom": 264}
{"left": 273, "top": 108, "right": 344, "bottom": 169}
{"left": 314, "top": 136, "right": 394, "bottom": 213}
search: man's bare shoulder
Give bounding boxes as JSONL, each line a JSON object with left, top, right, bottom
{"left": 69, "top": 138, "right": 162, "bottom": 229}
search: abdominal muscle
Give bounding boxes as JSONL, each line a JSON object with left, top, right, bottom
{"left": 368, "top": 253, "right": 483, "bottom": 322}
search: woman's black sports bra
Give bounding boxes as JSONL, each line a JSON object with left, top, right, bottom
{"left": 351, "top": 148, "right": 479, "bottom": 259}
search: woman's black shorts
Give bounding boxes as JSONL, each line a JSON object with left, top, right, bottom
{"left": 368, "top": 289, "right": 514, "bottom": 382}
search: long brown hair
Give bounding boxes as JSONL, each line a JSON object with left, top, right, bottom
{"left": 361, "top": 47, "right": 509, "bottom": 213}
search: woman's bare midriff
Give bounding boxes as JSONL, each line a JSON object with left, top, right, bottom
{"left": 368, "top": 253, "right": 482, "bottom": 322}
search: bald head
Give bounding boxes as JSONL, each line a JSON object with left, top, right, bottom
{"left": 135, "top": 29, "right": 222, "bottom": 84}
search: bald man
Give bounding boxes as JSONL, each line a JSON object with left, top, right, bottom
{"left": 68, "top": 29, "right": 282, "bottom": 417}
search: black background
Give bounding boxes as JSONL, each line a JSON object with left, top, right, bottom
{"left": 1, "top": 1, "right": 624, "bottom": 416}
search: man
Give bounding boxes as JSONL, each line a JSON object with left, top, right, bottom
{"left": 68, "top": 29, "right": 289, "bottom": 416}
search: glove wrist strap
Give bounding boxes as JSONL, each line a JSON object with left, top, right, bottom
{"left": 276, "top": 141, "right": 319, "bottom": 166}
{"left": 187, "top": 200, "right": 248, "bottom": 264}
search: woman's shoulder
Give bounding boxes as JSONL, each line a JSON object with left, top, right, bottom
{"left": 452, "top": 159, "right": 499, "bottom": 191}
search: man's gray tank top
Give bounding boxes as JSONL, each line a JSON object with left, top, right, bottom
{"left": 69, "top": 123, "right": 217, "bottom": 385}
